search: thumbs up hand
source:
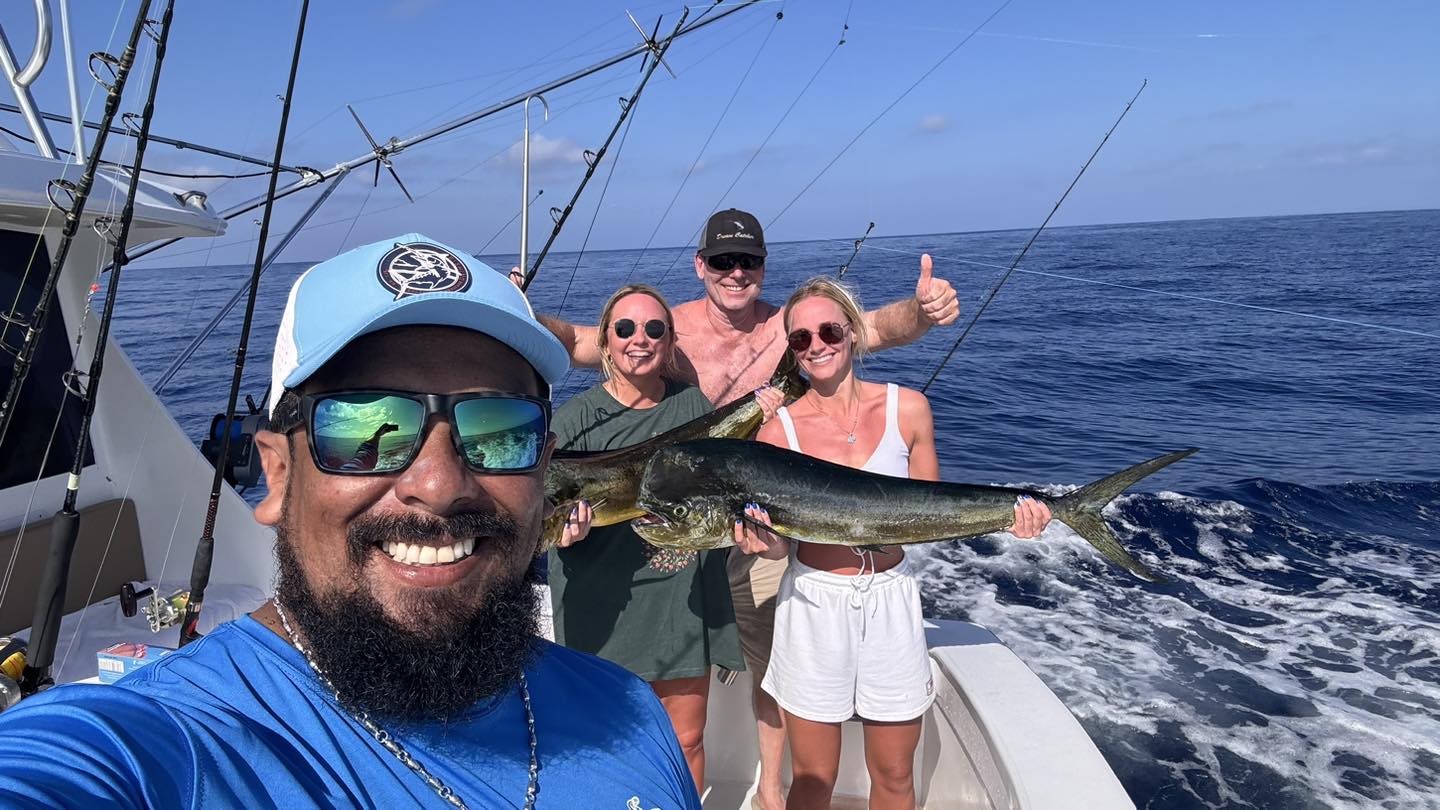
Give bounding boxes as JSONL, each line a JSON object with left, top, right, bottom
{"left": 914, "top": 254, "right": 959, "bottom": 326}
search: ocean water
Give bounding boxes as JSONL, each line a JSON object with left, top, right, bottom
{"left": 112, "top": 209, "right": 1440, "bottom": 808}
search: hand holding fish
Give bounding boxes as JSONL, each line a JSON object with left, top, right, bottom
{"left": 915, "top": 254, "right": 959, "bottom": 326}
{"left": 754, "top": 385, "right": 783, "bottom": 424}
{"left": 734, "top": 502, "right": 787, "bottom": 559}
{"left": 1009, "top": 495, "right": 1052, "bottom": 539}
{"left": 557, "top": 499, "right": 593, "bottom": 548}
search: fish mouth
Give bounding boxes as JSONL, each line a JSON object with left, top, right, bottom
{"left": 632, "top": 512, "right": 670, "bottom": 527}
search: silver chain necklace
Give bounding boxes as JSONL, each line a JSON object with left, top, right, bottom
{"left": 273, "top": 600, "right": 539, "bottom": 810}
{"left": 808, "top": 391, "right": 862, "bottom": 444}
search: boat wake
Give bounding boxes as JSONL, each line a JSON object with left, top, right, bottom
{"left": 912, "top": 479, "right": 1440, "bottom": 809}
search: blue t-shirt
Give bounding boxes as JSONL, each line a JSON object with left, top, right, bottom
{"left": 0, "top": 617, "right": 698, "bottom": 809}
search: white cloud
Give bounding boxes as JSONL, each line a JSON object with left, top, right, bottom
{"left": 500, "top": 134, "right": 585, "bottom": 169}
{"left": 917, "top": 114, "right": 951, "bottom": 135}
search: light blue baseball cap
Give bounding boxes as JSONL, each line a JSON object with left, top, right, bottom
{"left": 267, "top": 233, "right": 568, "bottom": 415}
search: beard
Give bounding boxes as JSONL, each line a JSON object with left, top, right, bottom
{"left": 275, "top": 507, "right": 541, "bottom": 720}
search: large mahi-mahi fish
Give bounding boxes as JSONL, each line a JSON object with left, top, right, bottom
{"left": 541, "top": 352, "right": 808, "bottom": 547}
{"left": 629, "top": 438, "right": 1197, "bottom": 582}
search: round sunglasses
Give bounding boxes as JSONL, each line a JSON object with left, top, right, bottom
{"left": 279, "top": 389, "right": 550, "bottom": 475}
{"left": 786, "top": 321, "right": 850, "bottom": 353}
{"left": 706, "top": 253, "right": 764, "bottom": 272}
{"left": 613, "top": 318, "right": 668, "bottom": 340}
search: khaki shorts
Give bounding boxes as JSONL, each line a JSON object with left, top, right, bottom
{"left": 726, "top": 550, "right": 789, "bottom": 682}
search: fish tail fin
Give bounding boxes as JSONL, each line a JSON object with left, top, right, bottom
{"left": 1052, "top": 448, "right": 1197, "bottom": 583}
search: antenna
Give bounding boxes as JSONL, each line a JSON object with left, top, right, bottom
{"left": 346, "top": 104, "right": 413, "bottom": 203}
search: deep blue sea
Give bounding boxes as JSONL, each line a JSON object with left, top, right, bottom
{"left": 113, "top": 209, "right": 1440, "bottom": 809}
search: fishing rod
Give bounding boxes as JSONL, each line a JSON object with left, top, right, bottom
{"left": 522, "top": 9, "right": 688, "bottom": 290}
{"left": 178, "top": 0, "right": 312, "bottom": 648}
{"left": 19, "top": 0, "right": 178, "bottom": 695}
{"left": 0, "top": 101, "right": 314, "bottom": 177}
{"left": 836, "top": 221, "right": 875, "bottom": 279}
{"left": 0, "top": 0, "right": 154, "bottom": 449}
{"left": 152, "top": 168, "right": 352, "bottom": 396}
{"left": 116, "top": 0, "right": 766, "bottom": 270}
{"left": 921, "top": 79, "right": 1148, "bottom": 394}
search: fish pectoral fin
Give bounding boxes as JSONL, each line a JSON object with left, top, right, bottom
{"left": 738, "top": 513, "right": 803, "bottom": 544}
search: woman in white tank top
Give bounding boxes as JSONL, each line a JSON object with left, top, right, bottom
{"left": 736, "top": 277, "right": 1051, "bottom": 810}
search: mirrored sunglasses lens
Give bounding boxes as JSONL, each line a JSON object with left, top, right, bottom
{"left": 787, "top": 329, "right": 812, "bottom": 352}
{"left": 453, "top": 398, "right": 547, "bottom": 471}
{"left": 311, "top": 394, "right": 423, "bottom": 473}
{"left": 643, "top": 319, "right": 667, "bottom": 339}
{"left": 819, "top": 322, "right": 847, "bottom": 345}
{"left": 613, "top": 319, "right": 636, "bottom": 339}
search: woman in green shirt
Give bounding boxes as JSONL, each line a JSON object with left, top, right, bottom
{"left": 550, "top": 283, "right": 778, "bottom": 791}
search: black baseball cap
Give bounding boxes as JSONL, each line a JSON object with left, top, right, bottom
{"left": 697, "top": 208, "right": 767, "bottom": 258}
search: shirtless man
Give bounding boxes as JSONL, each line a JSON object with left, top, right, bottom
{"left": 536, "top": 208, "right": 959, "bottom": 809}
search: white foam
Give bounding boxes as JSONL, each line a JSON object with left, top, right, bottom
{"left": 916, "top": 492, "right": 1440, "bottom": 807}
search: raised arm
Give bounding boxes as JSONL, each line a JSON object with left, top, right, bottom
{"left": 861, "top": 253, "right": 959, "bottom": 351}
{"left": 509, "top": 266, "right": 602, "bottom": 369}
{"left": 534, "top": 314, "right": 603, "bottom": 369}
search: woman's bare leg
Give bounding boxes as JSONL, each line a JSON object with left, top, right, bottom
{"left": 653, "top": 674, "right": 711, "bottom": 791}
{"left": 784, "top": 711, "right": 843, "bottom": 810}
{"left": 861, "top": 717, "right": 922, "bottom": 810}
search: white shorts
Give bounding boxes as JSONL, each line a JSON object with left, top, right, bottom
{"left": 761, "top": 554, "right": 935, "bottom": 724}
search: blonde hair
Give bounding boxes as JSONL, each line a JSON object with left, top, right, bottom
{"left": 596, "top": 283, "right": 677, "bottom": 380}
{"left": 783, "top": 276, "right": 869, "bottom": 357}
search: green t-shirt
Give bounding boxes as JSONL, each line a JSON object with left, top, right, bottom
{"left": 548, "top": 379, "right": 743, "bottom": 681}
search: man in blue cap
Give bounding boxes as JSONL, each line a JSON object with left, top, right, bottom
{"left": 0, "top": 235, "right": 699, "bottom": 809}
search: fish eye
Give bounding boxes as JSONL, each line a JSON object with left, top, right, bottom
{"left": 672, "top": 505, "right": 688, "bottom": 517}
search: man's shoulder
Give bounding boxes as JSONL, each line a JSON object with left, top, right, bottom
{"left": 532, "top": 641, "right": 661, "bottom": 711}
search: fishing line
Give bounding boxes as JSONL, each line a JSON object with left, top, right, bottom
{"left": 655, "top": 32, "right": 846, "bottom": 287}
{"left": 524, "top": 9, "right": 688, "bottom": 288}
{"left": 855, "top": 242, "right": 1440, "bottom": 342}
{"left": 920, "top": 79, "right": 1147, "bottom": 394}
{"left": 178, "top": 0, "right": 313, "bottom": 648}
{"left": 0, "top": 1, "right": 159, "bottom": 448}
{"left": 476, "top": 189, "right": 541, "bottom": 256}
{"left": 625, "top": 6, "right": 783, "bottom": 279}
{"left": 767, "top": 0, "right": 1014, "bottom": 230}
{"left": 555, "top": 107, "right": 642, "bottom": 319}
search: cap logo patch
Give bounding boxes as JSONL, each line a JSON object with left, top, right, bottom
{"left": 376, "top": 242, "right": 472, "bottom": 300}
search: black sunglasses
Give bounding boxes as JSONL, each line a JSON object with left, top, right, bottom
{"left": 787, "top": 322, "right": 849, "bottom": 353}
{"left": 706, "top": 253, "right": 764, "bottom": 272}
{"left": 279, "top": 389, "right": 550, "bottom": 475}
{"left": 613, "top": 318, "right": 668, "bottom": 340}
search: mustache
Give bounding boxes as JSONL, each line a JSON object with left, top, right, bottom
{"left": 346, "top": 510, "right": 522, "bottom": 565}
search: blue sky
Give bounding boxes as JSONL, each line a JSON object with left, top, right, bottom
{"left": 7, "top": 0, "right": 1437, "bottom": 265}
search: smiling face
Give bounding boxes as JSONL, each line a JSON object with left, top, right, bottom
{"left": 695, "top": 253, "right": 765, "bottom": 314}
{"left": 257, "top": 326, "right": 552, "bottom": 632}
{"left": 602, "top": 291, "right": 672, "bottom": 381}
{"left": 786, "top": 295, "right": 857, "bottom": 385}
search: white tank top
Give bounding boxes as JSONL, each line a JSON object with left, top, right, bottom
{"left": 775, "top": 383, "right": 910, "bottom": 477}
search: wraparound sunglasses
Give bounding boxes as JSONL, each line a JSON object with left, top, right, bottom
{"left": 277, "top": 390, "right": 550, "bottom": 475}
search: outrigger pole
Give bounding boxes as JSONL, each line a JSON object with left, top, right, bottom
{"left": 921, "top": 80, "right": 1149, "bottom": 394}
{"left": 116, "top": 0, "right": 765, "bottom": 269}
{"left": 151, "top": 168, "right": 352, "bottom": 396}
{"left": 0, "top": 0, "right": 154, "bottom": 449}
{"left": 0, "top": 101, "right": 314, "bottom": 176}
{"left": 522, "top": 8, "right": 689, "bottom": 289}
{"left": 20, "top": 0, "right": 178, "bottom": 694}
{"left": 177, "top": 0, "right": 313, "bottom": 648}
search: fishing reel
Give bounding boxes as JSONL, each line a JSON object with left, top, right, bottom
{"left": 199, "top": 394, "right": 268, "bottom": 488}
{"left": 120, "top": 583, "right": 190, "bottom": 633}
{"left": 0, "top": 638, "right": 27, "bottom": 712}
